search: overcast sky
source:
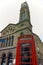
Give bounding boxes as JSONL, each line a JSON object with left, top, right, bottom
{"left": 0, "top": 0, "right": 43, "bottom": 42}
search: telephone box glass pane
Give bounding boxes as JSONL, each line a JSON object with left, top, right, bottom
{"left": 21, "top": 47, "right": 30, "bottom": 51}
{"left": 21, "top": 52, "right": 31, "bottom": 56}
{"left": 21, "top": 43, "right": 30, "bottom": 47}
{"left": 21, "top": 64, "right": 32, "bottom": 65}
{"left": 21, "top": 58, "right": 32, "bottom": 62}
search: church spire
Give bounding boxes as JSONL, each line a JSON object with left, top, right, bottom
{"left": 19, "top": 2, "right": 30, "bottom": 23}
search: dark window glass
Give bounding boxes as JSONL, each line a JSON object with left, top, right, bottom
{"left": 20, "top": 32, "right": 24, "bottom": 36}
{"left": 8, "top": 37, "right": 11, "bottom": 46}
{"left": 1, "top": 62, "right": 6, "bottom": 65}
{"left": 11, "top": 36, "right": 14, "bottom": 46}
{"left": 21, "top": 52, "right": 31, "bottom": 56}
{"left": 6, "top": 37, "right": 8, "bottom": 46}
{"left": 21, "top": 58, "right": 32, "bottom": 62}
{"left": 21, "top": 47, "right": 30, "bottom": 51}
{"left": 7, "top": 53, "right": 13, "bottom": 65}
{"left": 1, "top": 54, "right": 6, "bottom": 65}
{"left": 21, "top": 43, "right": 30, "bottom": 47}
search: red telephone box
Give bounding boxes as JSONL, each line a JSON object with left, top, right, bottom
{"left": 16, "top": 35, "right": 38, "bottom": 65}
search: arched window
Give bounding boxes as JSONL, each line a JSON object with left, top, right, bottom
{"left": 1, "top": 53, "right": 6, "bottom": 65}
{"left": 7, "top": 53, "right": 13, "bottom": 65}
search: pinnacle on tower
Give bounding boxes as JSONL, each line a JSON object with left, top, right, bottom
{"left": 21, "top": 2, "right": 29, "bottom": 8}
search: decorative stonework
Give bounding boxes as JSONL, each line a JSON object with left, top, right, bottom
{"left": 0, "top": 2, "right": 43, "bottom": 65}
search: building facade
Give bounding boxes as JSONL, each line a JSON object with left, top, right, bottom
{"left": 0, "top": 2, "right": 43, "bottom": 65}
